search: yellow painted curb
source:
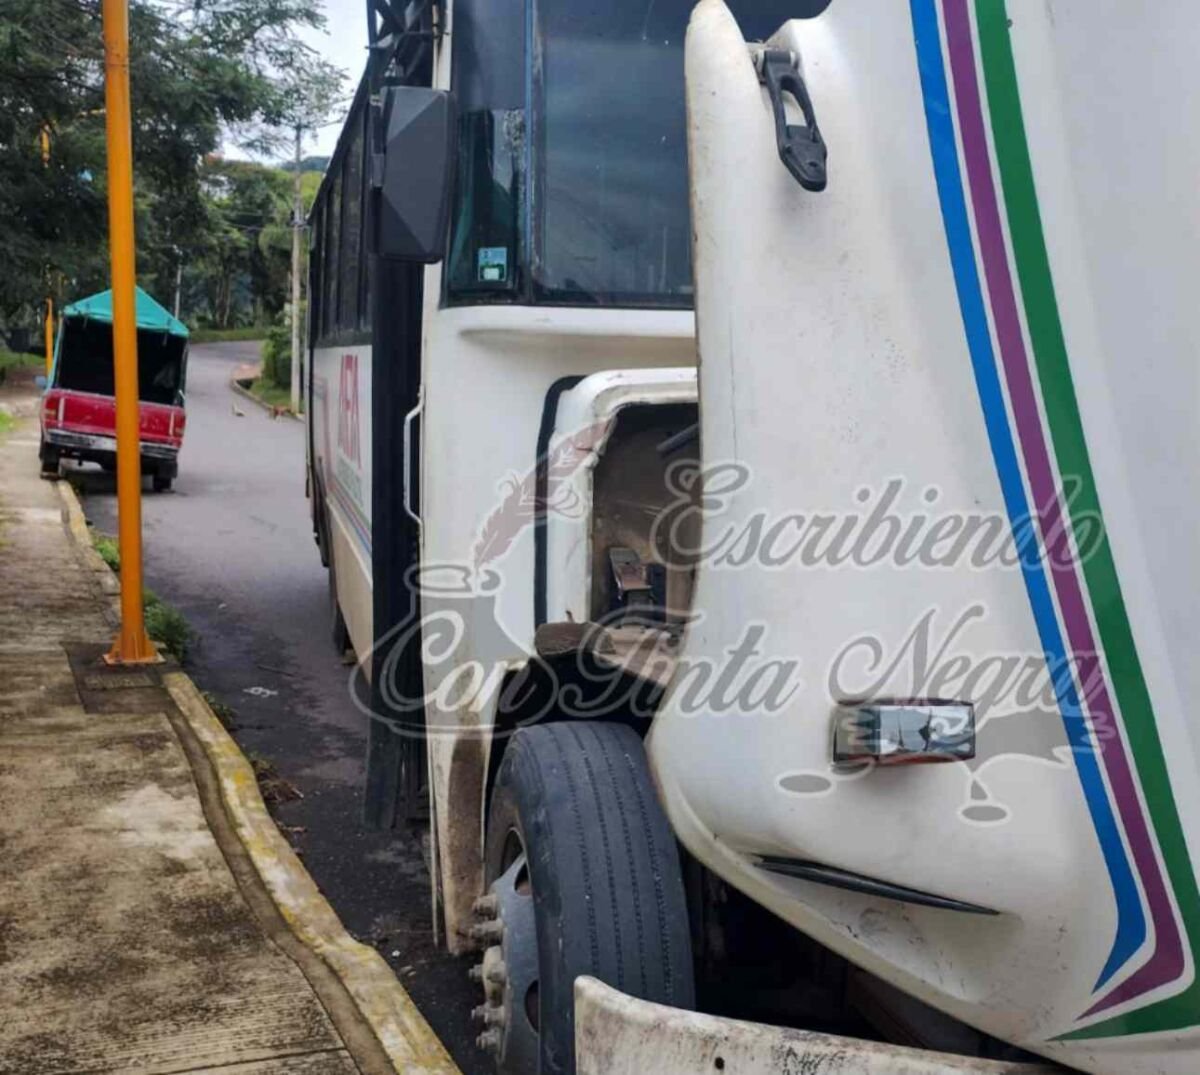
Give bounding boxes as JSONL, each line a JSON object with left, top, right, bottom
{"left": 164, "top": 671, "right": 459, "bottom": 1074}
{"left": 55, "top": 480, "right": 121, "bottom": 610}
{"left": 56, "top": 477, "right": 458, "bottom": 1073}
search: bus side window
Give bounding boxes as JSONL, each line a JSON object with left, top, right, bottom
{"left": 445, "top": 0, "right": 525, "bottom": 303}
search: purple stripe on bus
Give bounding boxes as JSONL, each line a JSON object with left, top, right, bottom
{"left": 941, "top": 0, "right": 1183, "bottom": 1010}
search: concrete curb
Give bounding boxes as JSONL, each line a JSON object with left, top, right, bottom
{"left": 164, "top": 672, "right": 459, "bottom": 1074}
{"left": 55, "top": 481, "right": 121, "bottom": 618}
{"left": 55, "top": 478, "right": 458, "bottom": 1075}
{"left": 230, "top": 376, "right": 305, "bottom": 423}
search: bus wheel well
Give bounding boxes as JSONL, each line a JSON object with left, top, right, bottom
{"left": 483, "top": 656, "right": 663, "bottom": 839}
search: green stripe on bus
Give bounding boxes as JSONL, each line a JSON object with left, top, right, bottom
{"left": 975, "top": 0, "right": 1200, "bottom": 1038}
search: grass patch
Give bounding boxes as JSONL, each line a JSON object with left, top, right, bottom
{"left": 190, "top": 327, "right": 267, "bottom": 344}
{"left": 0, "top": 349, "right": 42, "bottom": 384}
{"left": 243, "top": 376, "right": 294, "bottom": 412}
{"left": 89, "top": 529, "right": 192, "bottom": 661}
{"left": 202, "top": 690, "right": 237, "bottom": 730}
{"left": 0, "top": 411, "right": 15, "bottom": 437}
{"left": 144, "top": 589, "right": 193, "bottom": 662}
{"left": 91, "top": 529, "right": 121, "bottom": 571}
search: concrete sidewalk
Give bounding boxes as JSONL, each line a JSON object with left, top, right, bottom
{"left": 0, "top": 401, "right": 455, "bottom": 1074}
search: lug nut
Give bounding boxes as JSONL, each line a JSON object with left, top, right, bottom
{"left": 472, "top": 1002, "right": 505, "bottom": 1027}
{"left": 473, "top": 893, "right": 499, "bottom": 917}
{"left": 481, "top": 945, "right": 506, "bottom": 1003}
{"left": 470, "top": 920, "right": 504, "bottom": 944}
{"left": 477, "top": 1028, "right": 502, "bottom": 1053}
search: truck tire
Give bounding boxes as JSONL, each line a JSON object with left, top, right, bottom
{"left": 39, "top": 439, "right": 61, "bottom": 480}
{"left": 152, "top": 470, "right": 173, "bottom": 492}
{"left": 477, "top": 722, "right": 694, "bottom": 1075}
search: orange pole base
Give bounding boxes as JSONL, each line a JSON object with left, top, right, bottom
{"left": 103, "top": 627, "right": 162, "bottom": 666}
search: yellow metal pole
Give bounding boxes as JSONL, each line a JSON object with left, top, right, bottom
{"left": 44, "top": 297, "right": 54, "bottom": 377}
{"left": 102, "top": 0, "right": 157, "bottom": 664}
{"left": 41, "top": 128, "right": 54, "bottom": 376}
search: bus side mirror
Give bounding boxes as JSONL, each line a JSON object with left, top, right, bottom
{"left": 372, "top": 86, "right": 457, "bottom": 263}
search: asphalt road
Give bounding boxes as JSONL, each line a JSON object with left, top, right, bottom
{"left": 78, "top": 341, "right": 486, "bottom": 1074}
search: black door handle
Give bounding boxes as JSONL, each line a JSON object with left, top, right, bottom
{"left": 757, "top": 48, "right": 828, "bottom": 192}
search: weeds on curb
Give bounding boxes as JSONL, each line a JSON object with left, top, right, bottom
{"left": 144, "top": 590, "right": 193, "bottom": 662}
{"left": 202, "top": 690, "right": 237, "bottom": 730}
{"left": 248, "top": 753, "right": 303, "bottom": 808}
{"left": 89, "top": 528, "right": 194, "bottom": 662}
{"left": 91, "top": 529, "right": 120, "bottom": 572}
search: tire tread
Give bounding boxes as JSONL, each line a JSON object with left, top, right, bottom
{"left": 490, "top": 721, "right": 694, "bottom": 1075}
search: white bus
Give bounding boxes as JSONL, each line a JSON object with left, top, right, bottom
{"left": 307, "top": 2, "right": 1200, "bottom": 1073}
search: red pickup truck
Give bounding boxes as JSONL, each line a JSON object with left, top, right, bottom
{"left": 39, "top": 287, "right": 188, "bottom": 492}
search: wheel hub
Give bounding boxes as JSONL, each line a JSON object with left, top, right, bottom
{"left": 470, "top": 852, "right": 539, "bottom": 1073}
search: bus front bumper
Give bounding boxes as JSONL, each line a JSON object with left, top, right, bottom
{"left": 574, "top": 977, "right": 1053, "bottom": 1075}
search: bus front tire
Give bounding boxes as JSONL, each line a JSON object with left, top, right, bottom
{"left": 477, "top": 722, "right": 694, "bottom": 1075}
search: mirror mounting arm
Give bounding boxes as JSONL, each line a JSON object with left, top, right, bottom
{"left": 753, "top": 47, "right": 828, "bottom": 193}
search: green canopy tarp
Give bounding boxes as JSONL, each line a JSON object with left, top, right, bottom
{"left": 62, "top": 286, "right": 189, "bottom": 339}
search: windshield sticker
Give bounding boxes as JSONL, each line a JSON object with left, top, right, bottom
{"left": 478, "top": 247, "right": 509, "bottom": 284}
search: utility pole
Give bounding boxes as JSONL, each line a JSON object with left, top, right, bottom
{"left": 289, "top": 122, "right": 303, "bottom": 416}
{"left": 173, "top": 247, "right": 183, "bottom": 320}
{"left": 102, "top": 0, "right": 157, "bottom": 665}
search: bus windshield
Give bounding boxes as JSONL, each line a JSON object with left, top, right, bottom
{"left": 446, "top": 0, "right": 694, "bottom": 309}
{"left": 533, "top": 0, "right": 693, "bottom": 307}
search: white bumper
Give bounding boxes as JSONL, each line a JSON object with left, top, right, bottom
{"left": 574, "top": 977, "right": 1054, "bottom": 1075}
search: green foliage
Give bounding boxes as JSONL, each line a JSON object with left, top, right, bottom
{"left": 189, "top": 327, "right": 268, "bottom": 344}
{"left": 0, "top": 350, "right": 42, "bottom": 385}
{"left": 0, "top": 0, "right": 345, "bottom": 331}
{"left": 246, "top": 377, "right": 293, "bottom": 410}
{"left": 0, "top": 412, "right": 15, "bottom": 437}
{"left": 0, "top": 350, "right": 39, "bottom": 371}
{"left": 90, "top": 529, "right": 121, "bottom": 572}
{"left": 144, "top": 590, "right": 193, "bottom": 663}
{"left": 260, "top": 316, "right": 292, "bottom": 389}
{"left": 202, "top": 690, "right": 237, "bottom": 730}
{"left": 87, "top": 530, "right": 191, "bottom": 660}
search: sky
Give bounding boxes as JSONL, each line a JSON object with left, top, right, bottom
{"left": 222, "top": 0, "right": 370, "bottom": 163}
{"left": 300, "top": 0, "right": 371, "bottom": 156}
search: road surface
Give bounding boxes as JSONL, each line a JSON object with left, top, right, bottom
{"left": 78, "top": 341, "right": 485, "bottom": 1074}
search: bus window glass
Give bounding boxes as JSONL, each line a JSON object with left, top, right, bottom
{"left": 533, "top": 0, "right": 693, "bottom": 307}
{"left": 447, "top": 111, "right": 523, "bottom": 298}
{"left": 324, "top": 169, "right": 342, "bottom": 335}
{"left": 360, "top": 231, "right": 373, "bottom": 333}
{"left": 446, "top": 0, "right": 525, "bottom": 302}
{"left": 308, "top": 202, "right": 322, "bottom": 340}
{"left": 340, "top": 116, "right": 364, "bottom": 330}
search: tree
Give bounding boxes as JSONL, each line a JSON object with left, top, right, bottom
{"left": 0, "top": 0, "right": 345, "bottom": 329}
